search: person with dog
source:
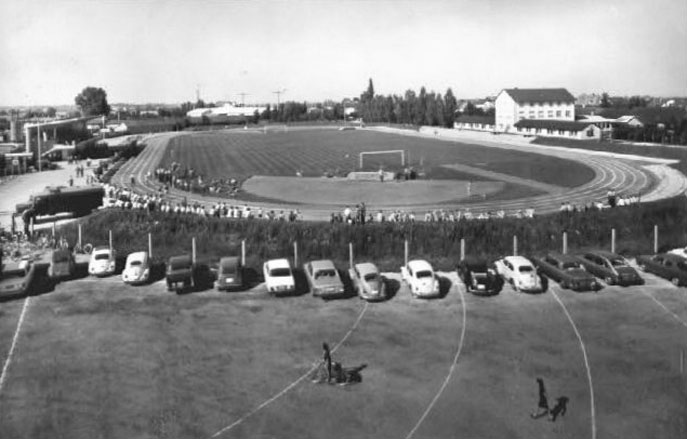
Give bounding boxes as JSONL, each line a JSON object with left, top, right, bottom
{"left": 530, "top": 377, "right": 549, "bottom": 419}
{"left": 322, "top": 342, "right": 333, "bottom": 383}
{"left": 549, "top": 396, "right": 569, "bottom": 422}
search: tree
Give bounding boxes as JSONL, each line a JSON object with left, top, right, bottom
{"left": 361, "top": 78, "right": 375, "bottom": 103}
{"left": 74, "top": 87, "right": 111, "bottom": 116}
{"left": 443, "top": 88, "right": 457, "bottom": 128}
{"left": 600, "top": 92, "right": 611, "bottom": 108}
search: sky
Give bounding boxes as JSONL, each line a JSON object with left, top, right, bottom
{"left": 0, "top": 0, "right": 685, "bottom": 106}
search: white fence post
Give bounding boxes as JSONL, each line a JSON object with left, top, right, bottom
{"left": 192, "top": 237, "right": 196, "bottom": 264}
{"left": 460, "top": 238, "right": 465, "bottom": 261}
{"left": 293, "top": 241, "right": 298, "bottom": 267}
{"left": 148, "top": 233, "right": 152, "bottom": 258}
{"left": 109, "top": 230, "right": 113, "bottom": 252}
{"left": 349, "top": 242, "right": 354, "bottom": 269}
{"left": 241, "top": 239, "right": 246, "bottom": 266}
{"left": 654, "top": 225, "right": 658, "bottom": 254}
{"left": 513, "top": 235, "right": 518, "bottom": 256}
{"left": 611, "top": 228, "right": 616, "bottom": 254}
{"left": 563, "top": 232, "right": 568, "bottom": 255}
{"left": 404, "top": 239, "right": 409, "bottom": 266}
{"left": 78, "top": 224, "right": 82, "bottom": 249}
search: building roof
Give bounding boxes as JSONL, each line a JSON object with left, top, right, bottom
{"left": 502, "top": 88, "right": 575, "bottom": 104}
{"left": 454, "top": 115, "right": 495, "bottom": 125}
{"left": 514, "top": 119, "right": 595, "bottom": 132}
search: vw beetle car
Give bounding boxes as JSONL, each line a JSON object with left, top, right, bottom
{"left": 216, "top": 256, "right": 243, "bottom": 291}
{"left": 457, "top": 257, "right": 502, "bottom": 296}
{"left": 636, "top": 253, "right": 687, "bottom": 286}
{"left": 576, "top": 250, "right": 643, "bottom": 286}
{"left": 349, "top": 262, "right": 387, "bottom": 301}
{"left": 88, "top": 246, "right": 117, "bottom": 277}
{"left": 401, "top": 259, "right": 440, "bottom": 298}
{"left": 495, "top": 255, "right": 543, "bottom": 293}
{"left": 304, "top": 259, "right": 345, "bottom": 299}
{"left": 535, "top": 252, "right": 600, "bottom": 292}
{"left": 122, "top": 251, "right": 150, "bottom": 285}
{"left": 263, "top": 258, "right": 296, "bottom": 295}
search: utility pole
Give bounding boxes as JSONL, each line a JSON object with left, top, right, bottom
{"left": 238, "top": 92, "right": 250, "bottom": 106}
{"left": 272, "top": 89, "right": 286, "bottom": 106}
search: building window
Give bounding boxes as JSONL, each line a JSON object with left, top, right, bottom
{"left": 548, "top": 110, "right": 554, "bottom": 117}
{"left": 537, "top": 111, "right": 544, "bottom": 118}
{"left": 587, "top": 128, "right": 595, "bottom": 137}
{"left": 565, "top": 110, "right": 571, "bottom": 117}
{"left": 556, "top": 110, "right": 561, "bottom": 117}
{"left": 529, "top": 111, "right": 535, "bottom": 118}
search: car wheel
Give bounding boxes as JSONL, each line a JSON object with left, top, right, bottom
{"left": 638, "top": 264, "right": 647, "bottom": 272}
{"left": 605, "top": 276, "right": 614, "bottom": 285}
{"left": 671, "top": 277, "right": 680, "bottom": 287}
{"left": 561, "top": 281, "right": 569, "bottom": 289}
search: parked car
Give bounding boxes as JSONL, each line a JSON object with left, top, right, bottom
{"left": 576, "top": 250, "right": 643, "bottom": 286}
{"left": 216, "top": 256, "right": 243, "bottom": 291}
{"left": 401, "top": 259, "right": 440, "bottom": 298}
{"left": 457, "top": 257, "right": 502, "bottom": 296}
{"left": 535, "top": 252, "right": 601, "bottom": 292}
{"left": 48, "top": 248, "right": 76, "bottom": 280}
{"left": 667, "top": 246, "right": 687, "bottom": 260}
{"left": 166, "top": 255, "right": 195, "bottom": 291}
{"left": 304, "top": 259, "right": 346, "bottom": 299}
{"left": 88, "top": 246, "right": 117, "bottom": 277}
{"left": 0, "top": 257, "right": 36, "bottom": 299}
{"left": 349, "top": 262, "right": 387, "bottom": 301}
{"left": 636, "top": 253, "right": 687, "bottom": 286}
{"left": 122, "top": 251, "right": 150, "bottom": 285}
{"left": 494, "top": 255, "right": 543, "bottom": 293}
{"left": 263, "top": 258, "right": 296, "bottom": 295}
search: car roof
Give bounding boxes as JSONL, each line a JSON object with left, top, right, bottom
{"left": 310, "top": 259, "right": 336, "bottom": 270}
{"left": 408, "top": 259, "right": 433, "bottom": 271}
{"left": 660, "top": 253, "right": 687, "bottom": 262}
{"left": 52, "top": 249, "right": 71, "bottom": 258}
{"left": 220, "top": 256, "right": 240, "bottom": 267}
{"left": 169, "top": 255, "right": 192, "bottom": 264}
{"left": 92, "top": 246, "right": 112, "bottom": 254}
{"left": 460, "top": 257, "right": 488, "bottom": 270}
{"left": 266, "top": 258, "right": 291, "bottom": 269}
{"left": 355, "top": 262, "right": 379, "bottom": 275}
{"left": 586, "top": 250, "right": 618, "bottom": 259}
{"left": 126, "top": 251, "right": 148, "bottom": 261}
{"left": 504, "top": 256, "right": 533, "bottom": 267}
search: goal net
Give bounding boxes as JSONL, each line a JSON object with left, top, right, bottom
{"left": 359, "top": 150, "right": 405, "bottom": 170}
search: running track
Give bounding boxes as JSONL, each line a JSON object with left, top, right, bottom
{"left": 111, "top": 127, "right": 673, "bottom": 221}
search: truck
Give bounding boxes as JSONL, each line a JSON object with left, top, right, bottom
{"left": 15, "top": 185, "right": 104, "bottom": 225}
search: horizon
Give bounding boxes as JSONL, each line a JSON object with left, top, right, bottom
{"left": 1, "top": 0, "right": 685, "bottom": 107}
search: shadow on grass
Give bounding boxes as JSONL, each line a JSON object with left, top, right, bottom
{"left": 437, "top": 275, "right": 453, "bottom": 299}
{"left": 383, "top": 277, "right": 401, "bottom": 301}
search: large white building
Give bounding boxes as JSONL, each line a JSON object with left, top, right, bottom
{"left": 495, "top": 88, "right": 576, "bottom": 132}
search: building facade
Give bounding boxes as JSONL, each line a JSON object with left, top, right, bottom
{"left": 495, "top": 88, "right": 575, "bottom": 132}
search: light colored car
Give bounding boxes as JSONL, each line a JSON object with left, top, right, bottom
{"left": 122, "top": 251, "right": 150, "bottom": 285}
{"left": 89, "top": 246, "right": 117, "bottom": 277}
{"left": 495, "top": 255, "right": 543, "bottom": 293}
{"left": 349, "top": 262, "right": 387, "bottom": 301}
{"left": 667, "top": 246, "right": 687, "bottom": 260}
{"left": 263, "top": 258, "right": 295, "bottom": 295}
{"left": 48, "top": 249, "right": 75, "bottom": 280}
{"left": 401, "top": 259, "right": 440, "bottom": 298}
{"left": 305, "top": 259, "right": 346, "bottom": 299}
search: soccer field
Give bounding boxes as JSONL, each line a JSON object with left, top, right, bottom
{"left": 0, "top": 269, "right": 685, "bottom": 438}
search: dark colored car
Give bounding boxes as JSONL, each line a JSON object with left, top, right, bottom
{"left": 166, "top": 255, "right": 195, "bottom": 291}
{"left": 216, "top": 256, "right": 243, "bottom": 291}
{"left": 636, "top": 253, "right": 687, "bottom": 286}
{"left": 535, "top": 252, "right": 601, "bottom": 292}
{"left": 576, "top": 250, "right": 643, "bottom": 286}
{"left": 457, "top": 258, "right": 502, "bottom": 296}
{"left": 48, "top": 249, "right": 76, "bottom": 280}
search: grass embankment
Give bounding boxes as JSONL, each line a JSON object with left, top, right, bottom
{"left": 57, "top": 196, "right": 687, "bottom": 272}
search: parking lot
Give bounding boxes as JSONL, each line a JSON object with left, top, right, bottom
{"left": 0, "top": 266, "right": 685, "bottom": 438}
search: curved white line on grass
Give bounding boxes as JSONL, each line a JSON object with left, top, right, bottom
{"left": 550, "top": 288, "right": 596, "bottom": 439}
{"left": 0, "top": 297, "right": 31, "bottom": 397}
{"left": 640, "top": 290, "right": 687, "bottom": 329}
{"left": 405, "top": 285, "right": 467, "bottom": 439}
{"left": 209, "top": 301, "right": 369, "bottom": 438}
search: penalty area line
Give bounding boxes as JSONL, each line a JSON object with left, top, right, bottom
{"left": 209, "top": 301, "right": 369, "bottom": 438}
{"left": 639, "top": 290, "right": 687, "bottom": 330}
{"left": 0, "top": 297, "right": 31, "bottom": 398}
{"left": 550, "top": 288, "right": 597, "bottom": 439}
{"left": 405, "top": 284, "right": 467, "bottom": 439}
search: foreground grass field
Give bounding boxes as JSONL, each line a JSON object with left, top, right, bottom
{"left": 0, "top": 270, "right": 685, "bottom": 438}
{"left": 159, "top": 129, "right": 596, "bottom": 187}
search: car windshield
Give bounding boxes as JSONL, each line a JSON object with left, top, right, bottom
{"left": 610, "top": 257, "right": 628, "bottom": 267}
{"left": 562, "top": 262, "right": 581, "bottom": 270}
{"left": 364, "top": 273, "right": 378, "bottom": 282}
{"left": 315, "top": 269, "right": 336, "bottom": 279}
{"left": 130, "top": 260, "right": 142, "bottom": 266}
{"left": 95, "top": 253, "right": 110, "bottom": 260}
{"left": 519, "top": 266, "right": 534, "bottom": 273}
{"left": 416, "top": 270, "right": 433, "bottom": 278}
{"left": 270, "top": 268, "right": 291, "bottom": 277}
{"left": 52, "top": 252, "right": 70, "bottom": 263}
{"left": 171, "top": 260, "right": 191, "bottom": 270}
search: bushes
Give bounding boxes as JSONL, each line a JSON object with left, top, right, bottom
{"left": 57, "top": 197, "right": 687, "bottom": 272}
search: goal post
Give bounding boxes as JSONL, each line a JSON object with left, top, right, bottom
{"left": 359, "top": 150, "right": 405, "bottom": 169}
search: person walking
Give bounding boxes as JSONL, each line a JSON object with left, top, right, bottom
{"left": 322, "top": 342, "right": 333, "bottom": 383}
{"left": 530, "top": 377, "right": 549, "bottom": 419}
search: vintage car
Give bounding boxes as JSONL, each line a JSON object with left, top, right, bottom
{"left": 215, "top": 256, "right": 243, "bottom": 291}
{"left": 349, "top": 262, "right": 387, "bottom": 301}
{"left": 48, "top": 248, "right": 76, "bottom": 281}
{"left": 636, "top": 253, "right": 687, "bottom": 286}
{"left": 401, "top": 259, "right": 440, "bottom": 298}
{"left": 0, "top": 257, "right": 36, "bottom": 299}
{"left": 494, "top": 255, "right": 543, "bottom": 293}
{"left": 122, "top": 251, "right": 151, "bottom": 285}
{"left": 304, "top": 259, "right": 346, "bottom": 299}
{"left": 263, "top": 258, "right": 296, "bottom": 295}
{"left": 166, "top": 255, "right": 195, "bottom": 292}
{"left": 88, "top": 246, "right": 117, "bottom": 277}
{"left": 667, "top": 246, "right": 687, "bottom": 260}
{"left": 456, "top": 257, "right": 502, "bottom": 296}
{"left": 535, "top": 252, "right": 601, "bottom": 292}
{"left": 576, "top": 250, "right": 643, "bottom": 286}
